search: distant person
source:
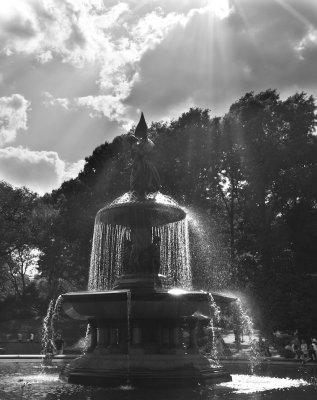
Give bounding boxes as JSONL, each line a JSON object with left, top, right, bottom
{"left": 17, "top": 332, "right": 22, "bottom": 342}
{"left": 28, "top": 332, "right": 34, "bottom": 342}
{"left": 54, "top": 333, "right": 65, "bottom": 355}
{"left": 308, "top": 341, "right": 317, "bottom": 362}
{"left": 259, "top": 336, "right": 271, "bottom": 357}
{"left": 292, "top": 337, "right": 301, "bottom": 359}
{"left": 300, "top": 339, "right": 309, "bottom": 361}
{"left": 233, "top": 327, "right": 241, "bottom": 350}
{"left": 312, "top": 339, "right": 317, "bottom": 354}
{"left": 284, "top": 343, "right": 295, "bottom": 358}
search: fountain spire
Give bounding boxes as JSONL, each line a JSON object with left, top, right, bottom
{"left": 134, "top": 112, "right": 148, "bottom": 139}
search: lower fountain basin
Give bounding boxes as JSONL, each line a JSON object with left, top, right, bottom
{"left": 60, "top": 286, "right": 234, "bottom": 387}
{"left": 62, "top": 282, "right": 236, "bottom": 322}
{"left": 61, "top": 288, "right": 229, "bottom": 321}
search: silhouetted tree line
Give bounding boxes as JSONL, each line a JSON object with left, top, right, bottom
{"left": 1, "top": 89, "right": 317, "bottom": 335}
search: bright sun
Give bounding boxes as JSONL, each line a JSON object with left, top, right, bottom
{"left": 209, "top": 0, "right": 231, "bottom": 19}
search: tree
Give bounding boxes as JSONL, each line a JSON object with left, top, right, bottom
{"left": 0, "top": 182, "right": 54, "bottom": 299}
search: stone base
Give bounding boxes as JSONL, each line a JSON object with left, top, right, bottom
{"left": 60, "top": 353, "right": 232, "bottom": 387}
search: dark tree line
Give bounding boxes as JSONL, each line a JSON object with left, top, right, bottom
{"left": 1, "top": 89, "right": 317, "bottom": 335}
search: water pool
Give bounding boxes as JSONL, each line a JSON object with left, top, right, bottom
{"left": 0, "top": 361, "right": 316, "bottom": 400}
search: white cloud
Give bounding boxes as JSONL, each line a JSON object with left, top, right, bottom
{"left": 42, "top": 91, "right": 71, "bottom": 110}
{"left": 0, "top": 94, "right": 30, "bottom": 146}
{"left": 63, "top": 159, "right": 85, "bottom": 182}
{"left": 0, "top": 1, "right": 207, "bottom": 126}
{"left": 0, "top": 146, "right": 84, "bottom": 195}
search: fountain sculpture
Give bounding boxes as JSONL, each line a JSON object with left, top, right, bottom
{"left": 60, "top": 113, "right": 232, "bottom": 386}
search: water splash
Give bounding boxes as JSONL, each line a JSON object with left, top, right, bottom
{"left": 185, "top": 207, "right": 232, "bottom": 291}
{"left": 51, "top": 295, "right": 63, "bottom": 331}
{"left": 219, "top": 374, "right": 309, "bottom": 394}
{"left": 231, "top": 299, "right": 261, "bottom": 373}
{"left": 41, "top": 300, "right": 55, "bottom": 366}
{"left": 81, "top": 324, "right": 91, "bottom": 355}
{"left": 199, "top": 294, "right": 222, "bottom": 367}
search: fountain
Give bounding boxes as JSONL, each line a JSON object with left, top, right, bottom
{"left": 60, "top": 113, "right": 233, "bottom": 387}
{"left": 1, "top": 115, "right": 317, "bottom": 400}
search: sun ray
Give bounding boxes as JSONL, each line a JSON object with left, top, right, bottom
{"left": 274, "top": 0, "right": 315, "bottom": 28}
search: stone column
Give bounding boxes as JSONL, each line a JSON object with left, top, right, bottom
{"left": 132, "top": 326, "right": 142, "bottom": 346}
{"left": 171, "top": 326, "right": 181, "bottom": 347}
{"left": 130, "top": 325, "right": 144, "bottom": 354}
{"left": 169, "top": 325, "right": 184, "bottom": 355}
{"left": 96, "top": 327, "right": 109, "bottom": 347}
{"left": 110, "top": 328, "right": 118, "bottom": 345}
{"left": 188, "top": 320, "right": 198, "bottom": 354}
{"left": 94, "top": 324, "right": 110, "bottom": 353}
{"left": 162, "top": 327, "right": 170, "bottom": 345}
{"left": 108, "top": 328, "right": 120, "bottom": 353}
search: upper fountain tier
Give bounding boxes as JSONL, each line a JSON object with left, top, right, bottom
{"left": 96, "top": 191, "right": 186, "bottom": 227}
{"left": 96, "top": 113, "right": 185, "bottom": 228}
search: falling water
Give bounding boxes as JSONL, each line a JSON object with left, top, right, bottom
{"left": 89, "top": 218, "right": 192, "bottom": 290}
{"left": 79, "top": 324, "right": 90, "bottom": 355}
{"left": 231, "top": 299, "right": 261, "bottom": 373}
{"left": 88, "top": 222, "right": 127, "bottom": 290}
{"left": 153, "top": 218, "right": 192, "bottom": 289}
{"left": 41, "top": 295, "right": 64, "bottom": 367}
{"left": 51, "top": 295, "right": 63, "bottom": 331}
{"left": 41, "top": 299, "right": 55, "bottom": 357}
{"left": 205, "top": 294, "right": 221, "bottom": 367}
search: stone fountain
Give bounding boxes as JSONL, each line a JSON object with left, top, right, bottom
{"left": 60, "top": 113, "right": 232, "bottom": 386}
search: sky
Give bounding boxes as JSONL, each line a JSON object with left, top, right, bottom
{"left": 0, "top": 0, "right": 317, "bottom": 195}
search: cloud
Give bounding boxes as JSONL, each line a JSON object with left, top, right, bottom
{"left": 0, "top": 94, "right": 30, "bottom": 146}
{"left": 0, "top": 146, "right": 85, "bottom": 195}
{"left": 0, "top": 1, "right": 203, "bottom": 125}
{"left": 126, "top": 0, "right": 317, "bottom": 118}
{"left": 12, "top": 0, "right": 315, "bottom": 123}
{"left": 43, "top": 91, "right": 131, "bottom": 127}
{"left": 42, "top": 91, "right": 71, "bottom": 110}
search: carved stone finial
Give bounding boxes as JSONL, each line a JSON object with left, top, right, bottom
{"left": 134, "top": 112, "right": 148, "bottom": 140}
